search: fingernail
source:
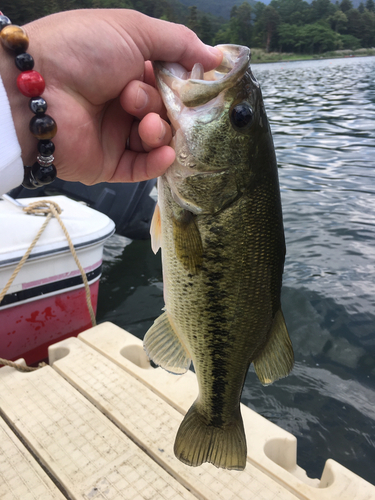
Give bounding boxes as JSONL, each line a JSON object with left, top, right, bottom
{"left": 158, "top": 120, "right": 167, "bottom": 141}
{"left": 206, "top": 45, "right": 222, "bottom": 59}
{"left": 135, "top": 87, "right": 148, "bottom": 109}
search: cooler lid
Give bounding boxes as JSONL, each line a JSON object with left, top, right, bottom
{"left": 0, "top": 195, "right": 115, "bottom": 267}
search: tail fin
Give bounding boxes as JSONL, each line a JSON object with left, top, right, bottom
{"left": 174, "top": 402, "right": 247, "bottom": 470}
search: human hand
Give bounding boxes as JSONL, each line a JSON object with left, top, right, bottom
{"left": 1, "top": 9, "right": 222, "bottom": 185}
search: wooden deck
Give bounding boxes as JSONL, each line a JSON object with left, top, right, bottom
{"left": 0, "top": 322, "right": 373, "bottom": 500}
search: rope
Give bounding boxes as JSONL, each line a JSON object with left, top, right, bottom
{"left": 0, "top": 199, "right": 97, "bottom": 372}
{"left": 0, "top": 358, "right": 47, "bottom": 372}
{"left": 0, "top": 210, "right": 51, "bottom": 304}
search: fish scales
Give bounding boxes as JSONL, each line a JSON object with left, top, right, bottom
{"left": 163, "top": 182, "right": 284, "bottom": 410}
{"left": 145, "top": 44, "right": 294, "bottom": 471}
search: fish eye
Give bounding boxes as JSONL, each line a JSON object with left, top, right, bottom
{"left": 230, "top": 103, "right": 254, "bottom": 130}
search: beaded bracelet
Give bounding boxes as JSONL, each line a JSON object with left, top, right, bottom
{"left": 0, "top": 12, "right": 57, "bottom": 189}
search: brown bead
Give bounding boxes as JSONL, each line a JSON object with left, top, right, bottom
{"left": 29, "top": 115, "right": 57, "bottom": 140}
{"left": 0, "top": 25, "right": 29, "bottom": 53}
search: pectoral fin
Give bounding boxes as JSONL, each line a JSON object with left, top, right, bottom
{"left": 173, "top": 209, "right": 203, "bottom": 275}
{"left": 144, "top": 311, "right": 191, "bottom": 374}
{"left": 253, "top": 308, "right": 294, "bottom": 385}
{"left": 150, "top": 203, "right": 162, "bottom": 254}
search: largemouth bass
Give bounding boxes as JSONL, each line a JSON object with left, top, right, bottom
{"left": 144, "top": 44, "right": 294, "bottom": 471}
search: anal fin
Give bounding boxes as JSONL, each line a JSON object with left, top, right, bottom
{"left": 253, "top": 308, "right": 294, "bottom": 385}
{"left": 144, "top": 311, "right": 191, "bottom": 374}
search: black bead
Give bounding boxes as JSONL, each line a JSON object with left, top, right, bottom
{"left": 29, "top": 97, "right": 47, "bottom": 114}
{"left": 22, "top": 165, "right": 39, "bottom": 189}
{"left": 31, "top": 162, "right": 57, "bottom": 185}
{"left": 0, "top": 15, "right": 11, "bottom": 31}
{"left": 38, "top": 140, "right": 55, "bottom": 156}
{"left": 15, "top": 52, "right": 34, "bottom": 71}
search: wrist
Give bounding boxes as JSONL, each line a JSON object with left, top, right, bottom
{"left": 0, "top": 42, "right": 35, "bottom": 165}
{"left": 0, "top": 14, "right": 57, "bottom": 189}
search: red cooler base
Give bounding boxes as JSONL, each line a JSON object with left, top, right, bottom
{"left": 0, "top": 282, "right": 99, "bottom": 366}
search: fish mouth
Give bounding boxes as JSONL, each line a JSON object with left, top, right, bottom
{"left": 153, "top": 45, "right": 252, "bottom": 215}
{"left": 153, "top": 45, "right": 251, "bottom": 127}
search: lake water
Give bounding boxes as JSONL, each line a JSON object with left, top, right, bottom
{"left": 96, "top": 56, "right": 375, "bottom": 485}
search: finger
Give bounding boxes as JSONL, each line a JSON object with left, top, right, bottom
{"left": 110, "top": 146, "right": 175, "bottom": 183}
{"left": 139, "top": 113, "right": 172, "bottom": 151}
{"left": 121, "top": 81, "right": 167, "bottom": 120}
{"left": 129, "top": 114, "right": 172, "bottom": 153}
{"left": 125, "top": 11, "right": 223, "bottom": 71}
{"left": 143, "top": 61, "right": 156, "bottom": 87}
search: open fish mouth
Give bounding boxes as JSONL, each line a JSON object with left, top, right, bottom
{"left": 153, "top": 45, "right": 251, "bottom": 128}
{"left": 152, "top": 44, "right": 256, "bottom": 215}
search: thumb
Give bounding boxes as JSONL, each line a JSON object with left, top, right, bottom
{"left": 115, "top": 10, "right": 223, "bottom": 71}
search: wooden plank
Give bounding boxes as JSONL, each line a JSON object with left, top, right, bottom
{"left": 0, "top": 364, "right": 197, "bottom": 500}
{"left": 76, "top": 322, "right": 375, "bottom": 500}
{"left": 0, "top": 416, "right": 66, "bottom": 500}
{"left": 50, "top": 336, "right": 299, "bottom": 500}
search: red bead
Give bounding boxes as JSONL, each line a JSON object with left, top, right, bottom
{"left": 16, "top": 70, "right": 45, "bottom": 97}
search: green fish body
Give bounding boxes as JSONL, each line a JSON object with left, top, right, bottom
{"left": 145, "top": 45, "right": 294, "bottom": 471}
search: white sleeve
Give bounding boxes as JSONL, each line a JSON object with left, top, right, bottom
{"left": 0, "top": 75, "right": 24, "bottom": 195}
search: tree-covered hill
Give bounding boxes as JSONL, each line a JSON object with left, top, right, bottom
{"left": 251, "top": 0, "right": 375, "bottom": 52}
{"left": 179, "top": 0, "right": 367, "bottom": 15}
{"left": 178, "top": 0, "right": 257, "bottom": 19}
{"left": 2, "top": 0, "right": 375, "bottom": 54}
{"left": 0, "top": 0, "right": 189, "bottom": 26}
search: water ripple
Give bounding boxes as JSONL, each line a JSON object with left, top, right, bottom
{"left": 248, "top": 57, "right": 375, "bottom": 482}
{"left": 254, "top": 57, "right": 375, "bottom": 315}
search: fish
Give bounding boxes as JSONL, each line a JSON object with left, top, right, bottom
{"left": 144, "top": 44, "right": 294, "bottom": 471}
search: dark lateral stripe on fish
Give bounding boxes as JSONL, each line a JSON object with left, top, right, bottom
{"left": 202, "top": 248, "right": 232, "bottom": 427}
{"left": 210, "top": 364, "right": 229, "bottom": 427}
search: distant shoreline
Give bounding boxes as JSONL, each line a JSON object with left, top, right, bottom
{"left": 250, "top": 48, "right": 375, "bottom": 64}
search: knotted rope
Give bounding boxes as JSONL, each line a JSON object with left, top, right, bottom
{"left": 0, "top": 199, "right": 97, "bottom": 372}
